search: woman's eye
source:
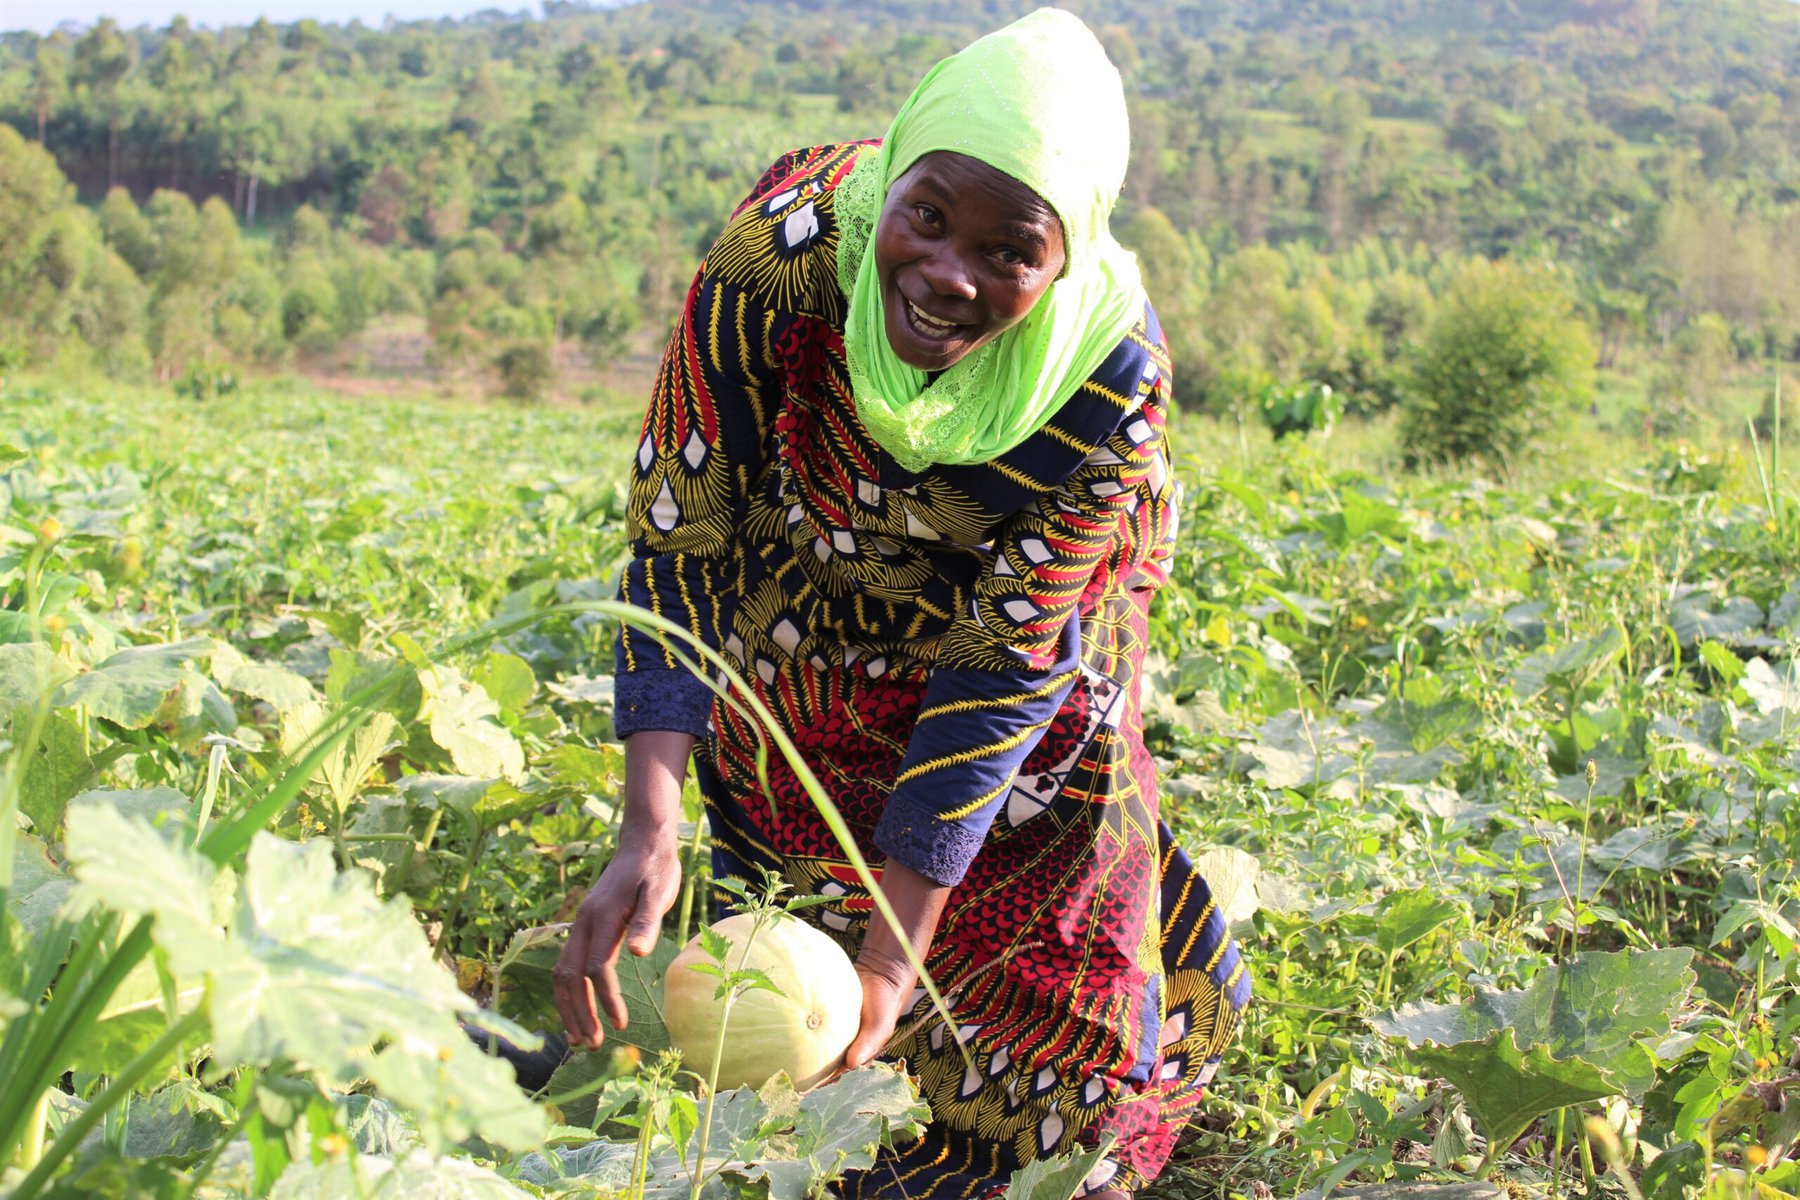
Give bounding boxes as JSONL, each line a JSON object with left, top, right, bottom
{"left": 913, "top": 204, "right": 942, "bottom": 228}
{"left": 994, "top": 247, "right": 1025, "bottom": 266}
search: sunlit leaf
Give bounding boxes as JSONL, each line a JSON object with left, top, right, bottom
{"left": 213, "top": 642, "right": 319, "bottom": 713}
{"left": 52, "top": 638, "right": 215, "bottom": 729}
{"left": 1508, "top": 628, "right": 1624, "bottom": 700}
{"left": 8, "top": 831, "right": 70, "bottom": 935}
{"left": 420, "top": 664, "right": 525, "bottom": 783}
{"left": 1004, "top": 1136, "right": 1117, "bottom": 1200}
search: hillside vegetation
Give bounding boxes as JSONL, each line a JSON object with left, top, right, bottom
{"left": 1, "top": 0, "right": 1797, "bottom": 439}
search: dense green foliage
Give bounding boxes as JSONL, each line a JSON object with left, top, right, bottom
{"left": 1398, "top": 259, "right": 1597, "bottom": 470}
{"left": 2, "top": 375, "right": 1798, "bottom": 1196}
{"left": 1, "top": 0, "right": 1798, "bottom": 433}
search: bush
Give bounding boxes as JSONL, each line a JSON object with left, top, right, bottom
{"left": 1399, "top": 259, "right": 1595, "bottom": 473}
{"left": 494, "top": 341, "right": 553, "bottom": 402}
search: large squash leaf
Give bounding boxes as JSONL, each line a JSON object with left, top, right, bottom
{"left": 64, "top": 806, "right": 547, "bottom": 1152}
{"left": 1371, "top": 948, "right": 1694, "bottom": 1159}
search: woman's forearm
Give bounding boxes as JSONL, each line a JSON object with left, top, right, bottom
{"left": 619, "top": 729, "right": 694, "bottom": 851}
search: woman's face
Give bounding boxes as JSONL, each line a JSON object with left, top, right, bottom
{"left": 872, "top": 151, "right": 1067, "bottom": 372}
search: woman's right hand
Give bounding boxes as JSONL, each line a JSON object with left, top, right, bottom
{"left": 553, "top": 729, "right": 694, "bottom": 1050}
{"left": 554, "top": 837, "right": 683, "bottom": 1049}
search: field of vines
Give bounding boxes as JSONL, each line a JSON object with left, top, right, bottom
{"left": 2, "top": 376, "right": 1797, "bottom": 1200}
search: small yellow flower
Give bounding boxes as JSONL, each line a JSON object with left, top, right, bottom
{"left": 437, "top": 1046, "right": 454, "bottom": 1063}
{"left": 37, "top": 517, "right": 61, "bottom": 543}
{"left": 1747, "top": 1145, "right": 1769, "bottom": 1168}
{"left": 1351, "top": 614, "right": 1370, "bottom": 631}
{"left": 319, "top": 1134, "right": 348, "bottom": 1156}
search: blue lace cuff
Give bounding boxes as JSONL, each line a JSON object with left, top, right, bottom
{"left": 614, "top": 668, "right": 714, "bottom": 739}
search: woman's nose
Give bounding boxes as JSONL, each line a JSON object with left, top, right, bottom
{"left": 917, "top": 251, "right": 977, "bottom": 301}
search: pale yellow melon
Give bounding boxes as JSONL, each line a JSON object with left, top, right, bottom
{"left": 662, "top": 912, "right": 862, "bottom": 1091}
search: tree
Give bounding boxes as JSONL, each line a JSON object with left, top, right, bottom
{"left": 1400, "top": 259, "right": 1596, "bottom": 472}
{"left": 29, "top": 34, "right": 70, "bottom": 145}
{"left": 72, "top": 18, "right": 133, "bottom": 189}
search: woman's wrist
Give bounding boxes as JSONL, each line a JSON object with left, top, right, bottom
{"left": 856, "top": 860, "right": 951, "bottom": 984}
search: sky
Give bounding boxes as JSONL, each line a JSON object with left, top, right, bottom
{"left": 0, "top": 0, "right": 535, "bottom": 35}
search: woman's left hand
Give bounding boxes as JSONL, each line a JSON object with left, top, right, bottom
{"left": 844, "top": 950, "right": 916, "bottom": 1070}
{"left": 842, "top": 859, "right": 951, "bottom": 1071}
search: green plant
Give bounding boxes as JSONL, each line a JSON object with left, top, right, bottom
{"left": 1399, "top": 258, "right": 1596, "bottom": 474}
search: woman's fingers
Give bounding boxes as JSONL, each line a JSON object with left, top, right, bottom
{"left": 553, "top": 915, "right": 602, "bottom": 1048}
{"left": 588, "top": 886, "right": 641, "bottom": 1032}
{"left": 556, "top": 894, "right": 630, "bottom": 1049}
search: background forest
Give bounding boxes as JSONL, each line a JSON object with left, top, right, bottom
{"left": 3, "top": 0, "right": 1799, "bottom": 446}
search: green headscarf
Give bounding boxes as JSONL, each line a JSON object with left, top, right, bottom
{"left": 835, "top": 7, "right": 1147, "bottom": 473}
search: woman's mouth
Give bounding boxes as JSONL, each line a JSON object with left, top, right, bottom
{"left": 903, "top": 296, "right": 968, "bottom": 341}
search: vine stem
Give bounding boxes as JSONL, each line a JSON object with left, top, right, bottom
{"left": 9, "top": 1006, "right": 207, "bottom": 1200}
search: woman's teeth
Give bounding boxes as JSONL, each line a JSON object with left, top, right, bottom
{"left": 907, "top": 299, "right": 962, "bottom": 334}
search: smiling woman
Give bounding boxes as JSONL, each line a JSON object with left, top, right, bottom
{"left": 553, "top": 9, "right": 1249, "bottom": 1198}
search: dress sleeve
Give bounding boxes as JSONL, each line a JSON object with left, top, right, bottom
{"left": 873, "top": 332, "right": 1173, "bottom": 886}
{"left": 612, "top": 256, "right": 784, "bottom": 739}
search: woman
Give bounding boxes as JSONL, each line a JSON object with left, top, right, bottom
{"left": 554, "top": 10, "right": 1249, "bottom": 1196}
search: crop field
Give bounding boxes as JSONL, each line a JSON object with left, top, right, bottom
{"left": 2, "top": 377, "right": 1798, "bottom": 1199}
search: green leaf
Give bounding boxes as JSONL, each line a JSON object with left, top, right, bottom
{"left": 68, "top": 957, "right": 206, "bottom": 1075}
{"left": 65, "top": 803, "right": 221, "bottom": 965}
{"left": 0, "top": 642, "right": 72, "bottom": 706}
{"left": 324, "top": 648, "right": 423, "bottom": 723}
{"left": 473, "top": 651, "right": 538, "bottom": 719}
{"left": 1371, "top": 948, "right": 1694, "bottom": 1156}
{"left": 1374, "top": 888, "right": 1461, "bottom": 956}
{"left": 1003, "top": 1136, "right": 1117, "bottom": 1200}
{"left": 738, "top": 1065, "right": 933, "bottom": 1199}
{"left": 1189, "top": 846, "right": 1260, "bottom": 930}
{"left": 8, "top": 831, "right": 70, "bottom": 936}
{"left": 420, "top": 664, "right": 525, "bottom": 783}
{"left": 1508, "top": 628, "right": 1624, "bottom": 700}
{"left": 269, "top": 1150, "right": 535, "bottom": 1199}
{"left": 66, "top": 807, "right": 546, "bottom": 1152}
{"left": 394, "top": 773, "right": 494, "bottom": 823}
{"left": 281, "top": 700, "right": 403, "bottom": 814}
{"left": 12, "top": 708, "right": 96, "bottom": 833}
{"left": 544, "top": 939, "right": 680, "bottom": 1126}
{"left": 212, "top": 642, "right": 319, "bottom": 713}
{"left": 494, "top": 923, "right": 567, "bottom": 1034}
{"left": 521, "top": 1065, "right": 926, "bottom": 1199}
{"left": 52, "top": 638, "right": 215, "bottom": 729}
{"left": 1741, "top": 657, "right": 1800, "bottom": 716}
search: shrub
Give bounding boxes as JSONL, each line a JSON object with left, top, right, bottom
{"left": 1399, "top": 259, "right": 1595, "bottom": 473}
{"left": 494, "top": 341, "right": 553, "bottom": 402}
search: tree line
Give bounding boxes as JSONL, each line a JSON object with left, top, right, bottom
{"left": 1, "top": 0, "right": 1796, "bottom": 429}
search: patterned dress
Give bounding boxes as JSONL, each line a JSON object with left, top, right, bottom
{"left": 613, "top": 142, "right": 1249, "bottom": 1197}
